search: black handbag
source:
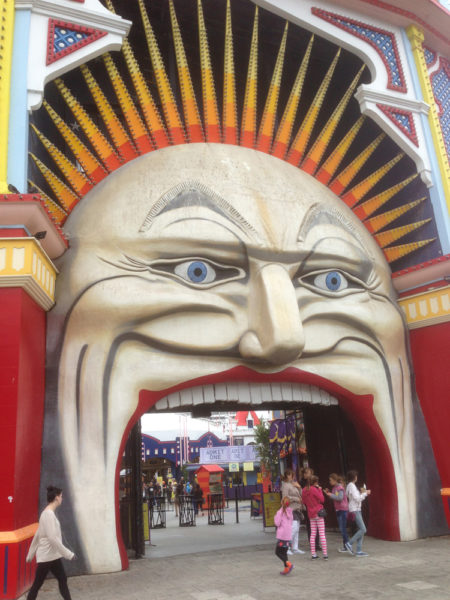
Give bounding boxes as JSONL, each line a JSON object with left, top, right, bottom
{"left": 318, "top": 508, "right": 327, "bottom": 518}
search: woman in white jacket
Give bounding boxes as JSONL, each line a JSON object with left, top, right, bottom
{"left": 26, "top": 486, "right": 74, "bottom": 599}
{"left": 345, "top": 470, "right": 371, "bottom": 557}
{"left": 281, "top": 468, "right": 305, "bottom": 555}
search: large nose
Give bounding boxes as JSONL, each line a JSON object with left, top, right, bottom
{"left": 239, "top": 263, "right": 305, "bottom": 365}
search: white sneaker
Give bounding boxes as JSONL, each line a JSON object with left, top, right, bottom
{"left": 293, "top": 549, "right": 305, "bottom": 554}
{"left": 287, "top": 549, "right": 293, "bottom": 555}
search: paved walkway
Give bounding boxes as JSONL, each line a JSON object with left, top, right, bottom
{"left": 19, "top": 506, "right": 450, "bottom": 599}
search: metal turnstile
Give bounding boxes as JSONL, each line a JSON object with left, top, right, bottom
{"left": 179, "top": 494, "right": 196, "bottom": 527}
{"left": 208, "top": 493, "right": 224, "bottom": 525}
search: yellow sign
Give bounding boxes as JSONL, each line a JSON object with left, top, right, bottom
{"left": 229, "top": 462, "right": 239, "bottom": 472}
{"left": 243, "top": 462, "right": 254, "bottom": 471}
{"left": 263, "top": 492, "right": 281, "bottom": 528}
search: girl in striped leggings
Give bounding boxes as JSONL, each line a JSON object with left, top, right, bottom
{"left": 302, "top": 475, "right": 328, "bottom": 560}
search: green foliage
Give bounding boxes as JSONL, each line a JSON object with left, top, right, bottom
{"left": 254, "top": 422, "right": 278, "bottom": 479}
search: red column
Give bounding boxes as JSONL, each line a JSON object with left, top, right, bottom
{"left": 0, "top": 288, "right": 46, "bottom": 599}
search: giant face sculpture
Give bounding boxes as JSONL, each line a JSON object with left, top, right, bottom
{"left": 51, "top": 144, "right": 416, "bottom": 572}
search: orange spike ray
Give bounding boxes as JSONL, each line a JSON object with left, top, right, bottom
{"left": 223, "top": 0, "right": 238, "bottom": 144}
{"left": 198, "top": 0, "right": 221, "bottom": 142}
{"left": 362, "top": 197, "right": 425, "bottom": 234}
{"left": 329, "top": 133, "right": 384, "bottom": 195}
{"left": 138, "top": 0, "right": 185, "bottom": 145}
{"left": 241, "top": 5, "right": 259, "bottom": 148}
{"left": 383, "top": 239, "right": 436, "bottom": 263}
{"left": 55, "top": 79, "right": 121, "bottom": 172}
{"left": 28, "top": 180, "right": 68, "bottom": 225}
{"left": 169, "top": 0, "right": 204, "bottom": 143}
{"left": 31, "top": 124, "right": 93, "bottom": 196}
{"left": 103, "top": 53, "right": 153, "bottom": 155}
{"left": 302, "top": 65, "right": 365, "bottom": 174}
{"left": 80, "top": 64, "right": 138, "bottom": 163}
{"left": 30, "top": 153, "right": 79, "bottom": 212}
{"left": 287, "top": 49, "right": 341, "bottom": 166}
{"left": 257, "top": 21, "right": 288, "bottom": 153}
{"left": 43, "top": 101, "right": 107, "bottom": 185}
{"left": 315, "top": 116, "right": 364, "bottom": 185}
{"left": 121, "top": 38, "right": 169, "bottom": 149}
{"left": 374, "top": 219, "right": 431, "bottom": 248}
{"left": 272, "top": 35, "right": 314, "bottom": 159}
{"left": 107, "top": 0, "right": 170, "bottom": 148}
{"left": 353, "top": 174, "right": 418, "bottom": 221}
{"left": 341, "top": 153, "right": 404, "bottom": 208}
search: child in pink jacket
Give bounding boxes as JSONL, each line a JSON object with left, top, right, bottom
{"left": 274, "top": 497, "right": 294, "bottom": 575}
{"left": 302, "top": 475, "right": 328, "bottom": 560}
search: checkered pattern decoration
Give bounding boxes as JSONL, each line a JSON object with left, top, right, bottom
{"left": 312, "top": 8, "right": 407, "bottom": 93}
{"left": 46, "top": 19, "right": 107, "bottom": 65}
{"left": 431, "top": 58, "right": 450, "bottom": 158}
{"left": 377, "top": 104, "right": 418, "bottom": 146}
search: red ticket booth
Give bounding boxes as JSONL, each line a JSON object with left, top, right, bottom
{"left": 195, "top": 465, "right": 224, "bottom": 509}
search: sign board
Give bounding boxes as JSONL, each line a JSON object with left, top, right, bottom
{"left": 229, "top": 462, "right": 239, "bottom": 472}
{"left": 209, "top": 473, "right": 221, "bottom": 484}
{"left": 200, "top": 445, "right": 258, "bottom": 464}
{"left": 262, "top": 492, "right": 281, "bottom": 528}
{"left": 243, "top": 462, "right": 254, "bottom": 471}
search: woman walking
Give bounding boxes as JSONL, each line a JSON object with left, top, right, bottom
{"left": 26, "top": 486, "right": 74, "bottom": 600}
{"left": 281, "top": 468, "right": 305, "bottom": 554}
{"left": 302, "top": 475, "right": 328, "bottom": 560}
{"left": 273, "top": 497, "right": 294, "bottom": 575}
{"left": 325, "top": 473, "right": 349, "bottom": 553}
{"left": 345, "top": 470, "right": 371, "bottom": 557}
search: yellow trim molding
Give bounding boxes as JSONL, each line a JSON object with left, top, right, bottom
{"left": 0, "top": 238, "right": 57, "bottom": 309}
{"left": 406, "top": 25, "right": 450, "bottom": 214}
{"left": 399, "top": 285, "right": 450, "bottom": 329}
{"left": 0, "top": 523, "right": 38, "bottom": 544}
{"left": 0, "top": 0, "right": 15, "bottom": 194}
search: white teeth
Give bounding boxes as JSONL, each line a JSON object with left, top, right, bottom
{"left": 152, "top": 382, "right": 338, "bottom": 411}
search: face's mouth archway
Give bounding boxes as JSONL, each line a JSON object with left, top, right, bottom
{"left": 115, "top": 367, "right": 399, "bottom": 570}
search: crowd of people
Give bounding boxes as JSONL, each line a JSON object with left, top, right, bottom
{"left": 275, "top": 467, "right": 371, "bottom": 575}
{"left": 143, "top": 477, "right": 205, "bottom": 517}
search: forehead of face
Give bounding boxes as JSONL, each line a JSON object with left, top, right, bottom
{"left": 60, "top": 143, "right": 391, "bottom": 292}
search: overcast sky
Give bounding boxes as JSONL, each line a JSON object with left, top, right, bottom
{"left": 141, "top": 412, "right": 272, "bottom": 436}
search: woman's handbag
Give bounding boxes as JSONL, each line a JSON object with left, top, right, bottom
{"left": 318, "top": 508, "right": 327, "bottom": 518}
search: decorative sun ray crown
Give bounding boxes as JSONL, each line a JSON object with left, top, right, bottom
{"left": 29, "top": 0, "right": 436, "bottom": 266}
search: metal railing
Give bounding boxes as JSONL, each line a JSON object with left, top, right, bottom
{"left": 207, "top": 493, "right": 224, "bottom": 525}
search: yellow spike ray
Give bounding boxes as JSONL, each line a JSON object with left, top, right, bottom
{"left": 121, "top": 37, "right": 170, "bottom": 148}
{"left": 55, "top": 78, "right": 121, "bottom": 171}
{"left": 375, "top": 219, "right": 431, "bottom": 248}
{"left": 287, "top": 49, "right": 341, "bottom": 166}
{"left": 138, "top": 0, "right": 185, "bottom": 145}
{"left": 28, "top": 179, "right": 67, "bottom": 225}
{"left": 30, "top": 153, "right": 79, "bottom": 212}
{"left": 80, "top": 64, "right": 137, "bottom": 162}
{"left": 169, "top": 0, "right": 204, "bottom": 142}
{"left": 384, "top": 238, "right": 435, "bottom": 263}
{"left": 103, "top": 53, "right": 153, "bottom": 154}
{"left": 223, "top": 0, "right": 238, "bottom": 144}
{"left": 30, "top": 124, "right": 92, "bottom": 196}
{"left": 302, "top": 65, "right": 365, "bottom": 174}
{"left": 42, "top": 100, "right": 107, "bottom": 184}
{"left": 241, "top": 5, "right": 259, "bottom": 148}
{"left": 362, "top": 196, "right": 424, "bottom": 232}
{"left": 353, "top": 174, "right": 418, "bottom": 220}
{"left": 316, "top": 116, "right": 364, "bottom": 185}
{"left": 342, "top": 153, "right": 404, "bottom": 207}
{"left": 198, "top": 0, "right": 221, "bottom": 142}
{"left": 272, "top": 35, "right": 314, "bottom": 159}
{"left": 329, "top": 133, "right": 385, "bottom": 195}
{"left": 257, "top": 21, "right": 288, "bottom": 153}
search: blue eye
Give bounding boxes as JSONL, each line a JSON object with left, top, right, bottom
{"left": 174, "top": 260, "right": 217, "bottom": 284}
{"left": 313, "top": 271, "right": 348, "bottom": 292}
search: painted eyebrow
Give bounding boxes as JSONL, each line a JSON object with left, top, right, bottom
{"left": 139, "top": 180, "right": 259, "bottom": 240}
{"left": 298, "top": 203, "right": 372, "bottom": 257}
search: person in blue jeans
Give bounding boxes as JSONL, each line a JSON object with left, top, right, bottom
{"left": 345, "top": 470, "right": 371, "bottom": 557}
{"left": 325, "top": 473, "right": 349, "bottom": 552}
